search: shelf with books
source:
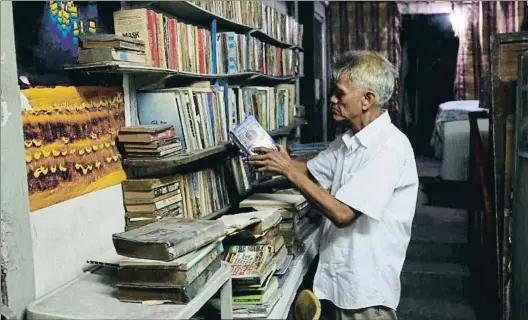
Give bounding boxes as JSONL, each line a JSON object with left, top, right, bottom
{"left": 124, "top": 142, "right": 237, "bottom": 170}
{"left": 64, "top": 63, "right": 299, "bottom": 86}
{"left": 150, "top": 1, "right": 303, "bottom": 50}
{"left": 268, "top": 226, "right": 322, "bottom": 319}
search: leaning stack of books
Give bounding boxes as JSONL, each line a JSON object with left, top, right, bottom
{"left": 118, "top": 124, "right": 182, "bottom": 159}
{"left": 121, "top": 175, "right": 184, "bottom": 231}
{"left": 214, "top": 209, "right": 288, "bottom": 318}
{"left": 239, "top": 191, "right": 320, "bottom": 254}
{"left": 77, "top": 33, "right": 147, "bottom": 66}
{"left": 86, "top": 218, "right": 227, "bottom": 304}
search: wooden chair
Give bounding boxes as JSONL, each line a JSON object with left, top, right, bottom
{"left": 295, "top": 289, "right": 321, "bottom": 320}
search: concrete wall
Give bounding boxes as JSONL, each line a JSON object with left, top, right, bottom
{"left": 1, "top": 1, "right": 36, "bottom": 317}
{"left": 30, "top": 185, "right": 125, "bottom": 298}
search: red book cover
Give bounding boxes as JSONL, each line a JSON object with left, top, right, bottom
{"left": 169, "top": 19, "right": 178, "bottom": 71}
{"left": 152, "top": 128, "right": 176, "bottom": 142}
{"left": 197, "top": 29, "right": 205, "bottom": 74}
{"left": 147, "top": 10, "right": 159, "bottom": 68}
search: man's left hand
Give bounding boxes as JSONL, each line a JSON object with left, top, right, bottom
{"left": 246, "top": 145, "right": 294, "bottom": 177}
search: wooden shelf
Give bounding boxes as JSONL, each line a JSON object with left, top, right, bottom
{"left": 200, "top": 204, "right": 232, "bottom": 221}
{"left": 269, "top": 120, "right": 307, "bottom": 138}
{"left": 64, "top": 63, "right": 300, "bottom": 83}
{"left": 124, "top": 143, "right": 237, "bottom": 169}
{"left": 150, "top": 1, "right": 303, "bottom": 50}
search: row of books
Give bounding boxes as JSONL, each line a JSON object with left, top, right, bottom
{"left": 112, "top": 8, "right": 302, "bottom": 76}
{"left": 192, "top": 1, "right": 304, "bottom": 47}
{"left": 216, "top": 32, "right": 300, "bottom": 76}
{"left": 135, "top": 83, "right": 297, "bottom": 154}
{"left": 120, "top": 164, "right": 231, "bottom": 230}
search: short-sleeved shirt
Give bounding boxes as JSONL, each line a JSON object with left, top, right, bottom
{"left": 306, "top": 111, "right": 418, "bottom": 310}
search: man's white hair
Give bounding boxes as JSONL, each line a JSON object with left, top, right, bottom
{"left": 332, "top": 50, "right": 397, "bottom": 107}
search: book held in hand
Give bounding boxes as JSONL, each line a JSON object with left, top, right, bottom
{"left": 229, "top": 116, "right": 278, "bottom": 156}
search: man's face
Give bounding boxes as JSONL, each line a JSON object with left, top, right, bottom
{"left": 329, "top": 73, "right": 366, "bottom": 123}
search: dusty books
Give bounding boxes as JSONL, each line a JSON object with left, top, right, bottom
{"left": 218, "top": 209, "right": 282, "bottom": 236}
{"left": 118, "top": 124, "right": 182, "bottom": 159}
{"left": 239, "top": 191, "right": 320, "bottom": 254}
{"left": 112, "top": 218, "right": 227, "bottom": 261}
{"left": 224, "top": 245, "right": 276, "bottom": 286}
{"left": 117, "top": 258, "right": 222, "bottom": 304}
{"left": 77, "top": 33, "right": 147, "bottom": 65}
{"left": 122, "top": 175, "right": 184, "bottom": 231}
{"left": 229, "top": 116, "right": 277, "bottom": 156}
{"left": 79, "top": 33, "right": 146, "bottom": 52}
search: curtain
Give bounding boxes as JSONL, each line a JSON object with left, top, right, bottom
{"left": 455, "top": 1, "right": 527, "bottom": 100}
{"left": 329, "top": 1, "right": 402, "bottom": 125}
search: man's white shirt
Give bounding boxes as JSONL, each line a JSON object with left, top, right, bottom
{"left": 306, "top": 111, "right": 418, "bottom": 310}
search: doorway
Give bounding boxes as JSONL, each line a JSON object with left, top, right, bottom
{"left": 400, "top": 14, "right": 460, "bottom": 156}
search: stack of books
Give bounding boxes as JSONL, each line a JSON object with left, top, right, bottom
{"left": 239, "top": 191, "right": 320, "bottom": 254}
{"left": 77, "top": 33, "right": 146, "bottom": 66}
{"left": 118, "top": 124, "right": 182, "bottom": 159}
{"left": 214, "top": 209, "right": 289, "bottom": 318}
{"left": 121, "top": 175, "right": 184, "bottom": 231}
{"left": 86, "top": 218, "right": 228, "bottom": 304}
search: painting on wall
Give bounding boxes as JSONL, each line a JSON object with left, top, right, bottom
{"left": 14, "top": 1, "right": 120, "bottom": 85}
{"left": 21, "top": 86, "right": 126, "bottom": 211}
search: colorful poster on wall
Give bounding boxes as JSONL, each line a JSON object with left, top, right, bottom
{"left": 21, "top": 86, "right": 126, "bottom": 211}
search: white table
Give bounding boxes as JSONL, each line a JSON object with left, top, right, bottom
{"left": 27, "top": 261, "right": 233, "bottom": 320}
{"left": 268, "top": 226, "right": 321, "bottom": 319}
{"left": 430, "top": 100, "right": 489, "bottom": 181}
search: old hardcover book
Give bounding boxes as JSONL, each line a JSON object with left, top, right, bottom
{"left": 125, "top": 201, "right": 182, "bottom": 219}
{"left": 113, "top": 218, "right": 227, "bottom": 261}
{"left": 122, "top": 175, "right": 180, "bottom": 192}
{"left": 118, "top": 125, "right": 176, "bottom": 143}
{"left": 118, "top": 241, "right": 223, "bottom": 286}
{"left": 78, "top": 48, "right": 146, "bottom": 65}
{"left": 79, "top": 33, "right": 146, "bottom": 52}
{"left": 229, "top": 116, "right": 277, "bottom": 156}
{"left": 123, "top": 180, "right": 180, "bottom": 201}
{"left": 116, "top": 258, "right": 222, "bottom": 303}
{"left": 218, "top": 209, "right": 281, "bottom": 236}
{"left": 239, "top": 193, "right": 307, "bottom": 212}
{"left": 124, "top": 192, "right": 182, "bottom": 212}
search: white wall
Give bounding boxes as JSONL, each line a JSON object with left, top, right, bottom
{"left": 30, "top": 185, "right": 125, "bottom": 298}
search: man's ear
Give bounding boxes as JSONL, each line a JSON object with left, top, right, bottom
{"left": 362, "top": 90, "right": 377, "bottom": 111}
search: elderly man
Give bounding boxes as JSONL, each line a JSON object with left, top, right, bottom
{"left": 247, "top": 50, "right": 419, "bottom": 320}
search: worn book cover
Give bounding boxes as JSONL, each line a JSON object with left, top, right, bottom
{"left": 229, "top": 116, "right": 277, "bottom": 156}
{"left": 118, "top": 241, "right": 224, "bottom": 286}
{"left": 116, "top": 258, "right": 222, "bottom": 304}
{"left": 112, "top": 217, "right": 227, "bottom": 261}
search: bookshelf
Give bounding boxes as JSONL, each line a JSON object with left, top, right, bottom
{"left": 61, "top": 0, "right": 311, "bottom": 318}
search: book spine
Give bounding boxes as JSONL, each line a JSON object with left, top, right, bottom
{"left": 146, "top": 10, "right": 159, "bottom": 68}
